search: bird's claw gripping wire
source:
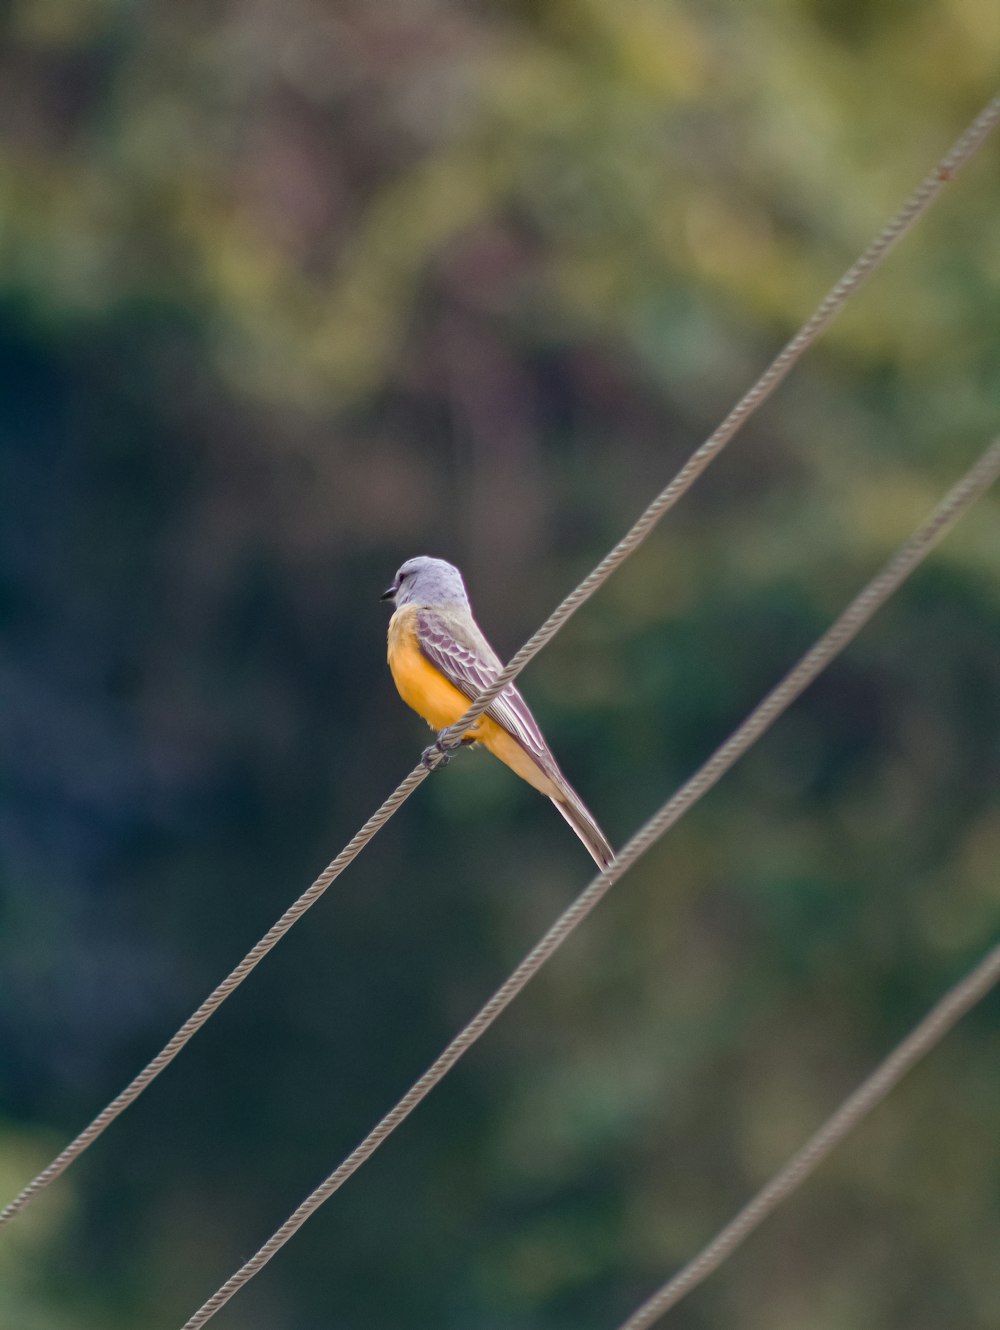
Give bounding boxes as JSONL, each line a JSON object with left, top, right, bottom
{"left": 422, "top": 726, "right": 477, "bottom": 769}
{"left": 421, "top": 737, "right": 454, "bottom": 770}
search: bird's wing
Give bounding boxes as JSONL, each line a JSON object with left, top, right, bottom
{"left": 416, "top": 608, "right": 555, "bottom": 773}
{"left": 417, "top": 606, "right": 616, "bottom": 869}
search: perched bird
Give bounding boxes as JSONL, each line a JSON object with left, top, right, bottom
{"left": 382, "top": 556, "right": 614, "bottom": 869}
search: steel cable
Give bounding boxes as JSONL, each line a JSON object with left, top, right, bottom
{"left": 613, "top": 937, "right": 1000, "bottom": 1330}
{"left": 430, "top": 94, "right": 1000, "bottom": 752}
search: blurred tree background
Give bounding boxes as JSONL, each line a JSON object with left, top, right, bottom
{"left": 1, "top": 1, "right": 998, "bottom": 1327}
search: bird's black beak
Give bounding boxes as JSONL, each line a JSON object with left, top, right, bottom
{"left": 380, "top": 584, "right": 397, "bottom": 603}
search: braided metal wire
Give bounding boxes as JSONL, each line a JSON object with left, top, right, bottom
{"left": 614, "top": 937, "right": 1000, "bottom": 1330}
{"left": 0, "top": 764, "right": 431, "bottom": 1228}
{"left": 431, "top": 94, "right": 1000, "bottom": 751}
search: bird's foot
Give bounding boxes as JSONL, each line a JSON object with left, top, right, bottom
{"left": 421, "top": 738, "right": 452, "bottom": 770}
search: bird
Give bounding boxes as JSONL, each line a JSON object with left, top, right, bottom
{"left": 382, "top": 555, "right": 614, "bottom": 869}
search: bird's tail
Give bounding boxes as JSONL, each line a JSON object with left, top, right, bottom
{"left": 550, "top": 784, "right": 615, "bottom": 870}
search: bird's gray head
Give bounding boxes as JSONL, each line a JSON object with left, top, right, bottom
{"left": 381, "top": 556, "right": 470, "bottom": 609}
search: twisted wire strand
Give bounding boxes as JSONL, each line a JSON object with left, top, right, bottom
{"left": 0, "top": 763, "right": 431, "bottom": 1228}
{"left": 1, "top": 91, "right": 996, "bottom": 1234}
{"left": 430, "top": 93, "right": 1000, "bottom": 752}
{"left": 179, "top": 436, "right": 1000, "bottom": 1330}
{"left": 614, "top": 937, "right": 1000, "bottom": 1330}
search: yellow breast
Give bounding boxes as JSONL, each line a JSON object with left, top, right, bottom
{"left": 387, "top": 606, "right": 479, "bottom": 732}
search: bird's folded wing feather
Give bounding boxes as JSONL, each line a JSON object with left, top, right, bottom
{"left": 416, "top": 608, "right": 556, "bottom": 774}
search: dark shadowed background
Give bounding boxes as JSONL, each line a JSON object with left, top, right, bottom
{"left": 1, "top": 2, "right": 998, "bottom": 1327}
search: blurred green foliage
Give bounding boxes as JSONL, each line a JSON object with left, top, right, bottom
{"left": 0, "top": 1, "right": 998, "bottom": 1327}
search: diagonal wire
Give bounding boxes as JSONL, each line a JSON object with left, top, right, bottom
{"left": 0, "top": 763, "right": 431, "bottom": 1228}
{"left": 429, "top": 93, "right": 1000, "bottom": 754}
{"left": 613, "top": 935, "right": 1000, "bottom": 1330}
{"left": 0, "top": 91, "right": 996, "bottom": 1234}
{"left": 179, "top": 437, "right": 1000, "bottom": 1329}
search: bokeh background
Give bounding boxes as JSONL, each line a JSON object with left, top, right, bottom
{"left": 1, "top": 2, "right": 999, "bottom": 1327}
